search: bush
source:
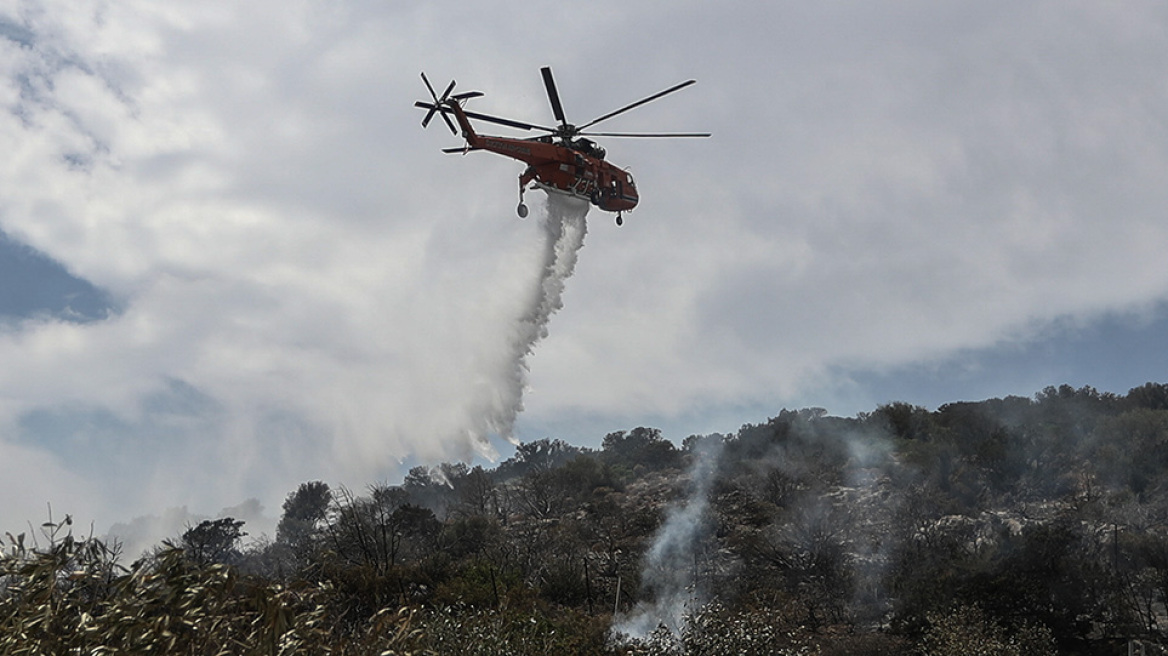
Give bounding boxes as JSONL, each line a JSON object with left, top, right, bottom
{"left": 920, "top": 605, "right": 1056, "bottom": 656}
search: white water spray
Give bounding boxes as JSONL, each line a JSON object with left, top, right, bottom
{"left": 613, "top": 438, "right": 725, "bottom": 643}
{"left": 470, "top": 193, "right": 589, "bottom": 447}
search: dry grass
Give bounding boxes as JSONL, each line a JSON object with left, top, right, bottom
{"left": 0, "top": 520, "right": 423, "bottom": 655}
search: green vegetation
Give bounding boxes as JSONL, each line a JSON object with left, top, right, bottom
{"left": 6, "top": 383, "right": 1168, "bottom": 653}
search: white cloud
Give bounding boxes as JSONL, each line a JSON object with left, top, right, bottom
{"left": 526, "top": 1, "right": 1168, "bottom": 418}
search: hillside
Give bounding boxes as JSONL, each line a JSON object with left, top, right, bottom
{"left": 5, "top": 382, "right": 1168, "bottom": 654}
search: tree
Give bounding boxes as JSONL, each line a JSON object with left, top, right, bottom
{"left": 513, "top": 468, "right": 567, "bottom": 519}
{"left": 1128, "top": 383, "right": 1168, "bottom": 411}
{"left": 871, "top": 401, "right": 932, "bottom": 441}
{"left": 276, "top": 480, "right": 331, "bottom": 550}
{"left": 601, "top": 427, "right": 680, "bottom": 473}
{"left": 960, "top": 519, "right": 1104, "bottom": 650}
{"left": 323, "top": 485, "right": 441, "bottom": 575}
{"left": 496, "top": 438, "right": 583, "bottom": 480}
{"left": 452, "top": 465, "right": 504, "bottom": 520}
{"left": 181, "top": 517, "right": 246, "bottom": 566}
{"left": 745, "top": 500, "right": 854, "bottom": 627}
{"left": 402, "top": 464, "right": 462, "bottom": 516}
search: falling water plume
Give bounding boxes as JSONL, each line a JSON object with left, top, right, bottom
{"left": 468, "top": 193, "right": 589, "bottom": 450}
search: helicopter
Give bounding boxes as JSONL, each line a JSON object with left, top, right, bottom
{"left": 415, "top": 67, "right": 709, "bottom": 225}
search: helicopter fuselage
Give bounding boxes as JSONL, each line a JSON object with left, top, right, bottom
{"left": 449, "top": 101, "right": 638, "bottom": 213}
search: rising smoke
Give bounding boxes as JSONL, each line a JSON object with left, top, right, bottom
{"left": 613, "top": 436, "right": 725, "bottom": 643}
{"left": 475, "top": 192, "right": 589, "bottom": 445}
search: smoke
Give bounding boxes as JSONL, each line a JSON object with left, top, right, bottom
{"left": 96, "top": 191, "right": 590, "bottom": 550}
{"left": 613, "top": 437, "right": 725, "bottom": 643}
{"left": 472, "top": 192, "right": 589, "bottom": 445}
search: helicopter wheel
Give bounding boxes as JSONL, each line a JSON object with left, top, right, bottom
{"left": 517, "top": 203, "right": 528, "bottom": 219}
{"left": 616, "top": 214, "right": 623, "bottom": 226}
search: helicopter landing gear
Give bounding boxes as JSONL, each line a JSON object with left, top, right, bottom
{"left": 517, "top": 180, "right": 528, "bottom": 218}
{"left": 616, "top": 213, "right": 623, "bottom": 226}
{"left": 517, "top": 167, "right": 537, "bottom": 219}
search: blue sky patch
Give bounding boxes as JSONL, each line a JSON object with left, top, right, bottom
{"left": 0, "top": 229, "right": 119, "bottom": 324}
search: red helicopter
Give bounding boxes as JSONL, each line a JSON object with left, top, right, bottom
{"left": 415, "top": 67, "right": 709, "bottom": 225}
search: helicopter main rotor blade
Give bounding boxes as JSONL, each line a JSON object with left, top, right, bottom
{"left": 463, "top": 109, "right": 554, "bottom": 132}
{"left": 579, "top": 79, "right": 697, "bottom": 131}
{"left": 579, "top": 131, "right": 711, "bottom": 138}
{"left": 541, "top": 66, "right": 567, "bottom": 127}
{"left": 414, "top": 101, "right": 554, "bottom": 133}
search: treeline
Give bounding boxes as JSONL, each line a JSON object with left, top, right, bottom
{"left": 5, "top": 383, "right": 1168, "bottom": 654}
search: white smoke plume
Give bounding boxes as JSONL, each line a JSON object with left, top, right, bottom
{"left": 472, "top": 192, "right": 589, "bottom": 445}
{"left": 613, "top": 437, "right": 725, "bottom": 643}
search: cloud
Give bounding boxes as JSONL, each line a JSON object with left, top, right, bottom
{"left": 1, "top": 0, "right": 1168, "bottom": 536}
{"left": 524, "top": 1, "right": 1168, "bottom": 419}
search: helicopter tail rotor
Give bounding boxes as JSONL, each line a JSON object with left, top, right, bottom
{"left": 417, "top": 72, "right": 483, "bottom": 135}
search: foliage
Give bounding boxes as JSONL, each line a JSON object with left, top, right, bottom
{"left": 277, "top": 480, "right": 332, "bottom": 550}
{"left": 181, "top": 516, "right": 247, "bottom": 566}
{"left": 407, "top": 603, "right": 609, "bottom": 655}
{"left": 614, "top": 601, "right": 821, "bottom": 656}
{"left": 10, "top": 381, "right": 1168, "bottom": 653}
{"left": 0, "top": 523, "right": 423, "bottom": 655}
{"left": 919, "top": 604, "right": 1056, "bottom": 656}
{"left": 602, "top": 427, "right": 682, "bottom": 476}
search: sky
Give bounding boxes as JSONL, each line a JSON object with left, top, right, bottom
{"left": 2, "top": 0, "right": 1168, "bottom": 546}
